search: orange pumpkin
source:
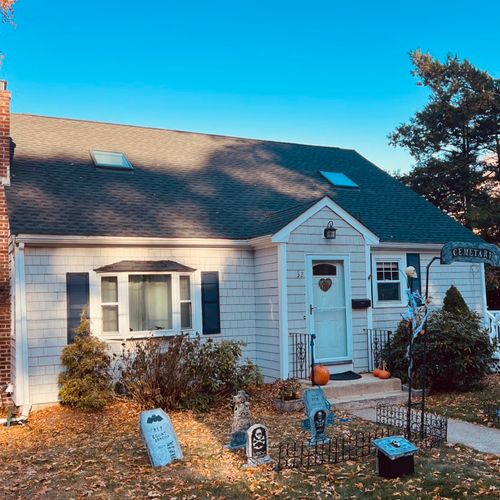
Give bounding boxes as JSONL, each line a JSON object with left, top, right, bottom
{"left": 378, "top": 370, "right": 391, "bottom": 379}
{"left": 373, "top": 368, "right": 381, "bottom": 377}
{"left": 312, "top": 365, "right": 330, "bottom": 386}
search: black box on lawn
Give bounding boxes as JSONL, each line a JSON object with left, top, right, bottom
{"left": 373, "top": 436, "right": 418, "bottom": 479}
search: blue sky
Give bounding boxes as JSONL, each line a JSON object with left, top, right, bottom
{"left": 1, "top": 0, "right": 498, "bottom": 173}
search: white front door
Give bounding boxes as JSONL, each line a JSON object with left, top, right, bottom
{"left": 309, "top": 259, "right": 351, "bottom": 363}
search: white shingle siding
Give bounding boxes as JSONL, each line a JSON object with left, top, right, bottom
{"left": 286, "top": 206, "right": 370, "bottom": 372}
{"left": 24, "top": 245, "right": 257, "bottom": 405}
{"left": 371, "top": 250, "right": 484, "bottom": 332}
{"left": 254, "top": 245, "right": 280, "bottom": 380}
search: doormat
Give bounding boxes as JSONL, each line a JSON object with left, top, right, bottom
{"left": 329, "top": 371, "right": 362, "bottom": 381}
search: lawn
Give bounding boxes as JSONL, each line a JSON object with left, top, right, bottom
{"left": 424, "top": 374, "right": 500, "bottom": 428}
{"left": 1, "top": 390, "right": 499, "bottom": 499}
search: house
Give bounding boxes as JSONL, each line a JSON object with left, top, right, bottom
{"left": 0, "top": 82, "right": 489, "bottom": 407}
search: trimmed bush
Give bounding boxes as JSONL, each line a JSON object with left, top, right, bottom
{"left": 119, "top": 334, "right": 263, "bottom": 411}
{"left": 442, "top": 285, "right": 469, "bottom": 315}
{"left": 387, "top": 309, "right": 495, "bottom": 392}
{"left": 58, "top": 311, "right": 114, "bottom": 411}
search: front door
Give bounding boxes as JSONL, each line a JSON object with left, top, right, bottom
{"left": 309, "top": 259, "right": 350, "bottom": 363}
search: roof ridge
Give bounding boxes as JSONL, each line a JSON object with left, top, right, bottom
{"left": 12, "top": 113, "right": 351, "bottom": 152}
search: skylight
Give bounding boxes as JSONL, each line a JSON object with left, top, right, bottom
{"left": 320, "top": 171, "right": 359, "bottom": 189}
{"left": 90, "top": 150, "right": 133, "bottom": 171}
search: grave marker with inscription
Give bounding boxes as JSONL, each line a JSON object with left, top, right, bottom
{"left": 140, "top": 408, "right": 183, "bottom": 467}
{"left": 301, "top": 388, "right": 334, "bottom": 446}
{"left": 244, "top": 424, "right": 272, "bottom": 467}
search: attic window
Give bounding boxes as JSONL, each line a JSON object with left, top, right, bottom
{"left": 91, "top": 150, "right": 133, "bottom": 171}
{"left": 320, "top": 171, "right": 359, "bottom": 189}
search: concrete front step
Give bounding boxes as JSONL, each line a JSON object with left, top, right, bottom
{"left": 304, "top": 373, "right": 402, "bottom": 399}
{"left": 331, "top": 390, "right": 408, "bottom": 410}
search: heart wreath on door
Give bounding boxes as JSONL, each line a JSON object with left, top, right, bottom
{"left": 319, "top": 278, "right": 332, "bottom": 292}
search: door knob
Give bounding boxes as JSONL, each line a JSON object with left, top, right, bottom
{"left": 309, "top": 304, "right": 317, "bottom": 315}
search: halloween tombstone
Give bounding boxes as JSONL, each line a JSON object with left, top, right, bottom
{"left": 301, "top": 388, "right": 334, "bottom": 446}
{"left": 225, "top": 390, "right": 253, "bottom": 450}
{"left": 244, "top": 424, "right": 272, "bottom": 467}
{"left": 140, "top": 408, "right": 183, "bottom": 467}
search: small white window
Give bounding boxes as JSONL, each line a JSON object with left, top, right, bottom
{"left": 180, "top": 275, "right": 192, "bottom": 329}
{"left": 101, "top": 276, "right": 119, "bottom": 332}
{"left": 91, "top": 150, "right": 133, "bottom": 170}
{"left": 375, "top": 260, "right": 402, "bottom": 304}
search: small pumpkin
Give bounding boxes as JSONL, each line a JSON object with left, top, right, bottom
{"left": 312, "top": 365, "right": 330, "bottom": 386}
{"left": 373, "top": 367, "right": 382, "bottom": 377}
{"left": 378, "top": 361, "right": 391, "bottom": 380}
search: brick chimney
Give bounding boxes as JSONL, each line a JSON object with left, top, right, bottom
{"left": 0, "top": 80, "right": 11, "bottom": 403}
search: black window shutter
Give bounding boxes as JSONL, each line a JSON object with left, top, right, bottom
{"left": 66, "top": 273, "right": 90, "bottom": 343}
{"left": 201, "top": 271, "right": 221, "bottom": 334}
{"left": 406, "top": 253, "right": 421, "bottom": 294}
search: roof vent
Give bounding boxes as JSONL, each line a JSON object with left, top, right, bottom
{"left": 90, "top": 150, "right": 133, "bottom": 171}
{"left": 320, "top": 171, "right": 359, "bottom": 189}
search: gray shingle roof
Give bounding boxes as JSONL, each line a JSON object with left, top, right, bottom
{"left": 6, "top": 114, "right": 481, "bottom": 243}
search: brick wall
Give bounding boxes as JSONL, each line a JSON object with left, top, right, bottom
{"left": 0, "top": 81, "right": 11, "bottom": 405}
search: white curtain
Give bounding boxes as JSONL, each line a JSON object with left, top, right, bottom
{"left": 129, "top": 275, "right": 172, "bottom": 331}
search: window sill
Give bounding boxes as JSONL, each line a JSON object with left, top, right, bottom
{"left": 99, "top": 329, "right": 195, "bottom": 342}
{"left": 372, "top": 301, "right": 406, "bottom": 309}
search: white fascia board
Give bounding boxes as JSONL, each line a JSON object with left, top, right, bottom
{"left": 271, "top": 196, "right": 380, "bottom": 245}
{"left": 13, "top": 234, "right": 263, "bottom": 249}
{"left": 373, "top": 242, "right": 443, "bottom": 252}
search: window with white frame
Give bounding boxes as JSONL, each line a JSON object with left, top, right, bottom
{"left": 375, "top": 260, "right": 402, "bottom": 303}
{"left": 180, "top": 275, "right": 192, "bottom": 329}
{"left": 99, "top": 273, "right": 193, "bottom": 335}
{"left": 101, "top": 276, "right": 119, "bottom": 332}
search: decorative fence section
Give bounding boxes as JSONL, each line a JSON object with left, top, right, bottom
{"left": 275, "top": 427, "right": 391, "bottom": 471}
{"left": 376, "top": 403, "right": 448, "bottom": 447}
{"left": 289, "top": 332, "right": 315, "bottom": 381}
{"left": 365, "top": 328, "right": 392, "bottom": 372}
{"left": 486, "top": 310, "right": 500, "bottom": 360}
{"left": 485, "top": 403, "right": 499, "bottom": 424}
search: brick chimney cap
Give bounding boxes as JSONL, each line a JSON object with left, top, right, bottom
{"left": 0, "top": 81, "right": 7, "bottom": 91}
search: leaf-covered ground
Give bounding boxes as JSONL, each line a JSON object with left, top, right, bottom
{"left": 424, "top": 374, "right": 500, "bottom": 428}
{"left": 0, "top": 391, "right": 499, "bottom": 499}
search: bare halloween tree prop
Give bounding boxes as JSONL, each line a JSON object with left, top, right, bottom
{"left": 401, "top": 268, "right": 429, "bottom": 440}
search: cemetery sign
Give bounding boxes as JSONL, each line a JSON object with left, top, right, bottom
{"left": 440, "top": 241, "right": 500, "bottom": 266}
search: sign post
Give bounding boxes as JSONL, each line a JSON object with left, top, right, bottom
{"left": 418, "top": 241, "right": 500, "bottom": 437}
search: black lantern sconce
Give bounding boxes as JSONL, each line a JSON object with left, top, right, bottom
{"left": 323, "top": 220, "right": 337, "bottom": 239}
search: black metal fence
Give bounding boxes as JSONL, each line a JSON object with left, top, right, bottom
{"left": 289, "top": 332, "right": 314, "bottom": 380}
{"left": 485, "top": 403, "right": 499, "bottom": 424}
{"left": 275, "top": 427, "right": 391, "bottom": 470}
{"left": 365, "top": 328, "right": 392, "bottom": 372}
{"left": 376, "top": 403, "right": 448, "bottom": 446}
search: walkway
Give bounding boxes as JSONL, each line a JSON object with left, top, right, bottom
{"left": 350, "top": 408, "right": 500, "bottom": 455}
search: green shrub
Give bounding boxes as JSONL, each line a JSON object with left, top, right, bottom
{"left": 387, "top": 310, "right": 495, "bottom": 392}
{"left": 58, "top": 311, "right": 114, "bottom": 411}
{"left": 442, "top": 285, "right": 469, "bottom": 315}
{"left": 119, "top": 334, "right": 263, "bottom": 411}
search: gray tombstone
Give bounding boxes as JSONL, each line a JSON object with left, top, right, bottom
{"left": 140, "top": 408, "right": 183, "bottom": 467}
{"left": 225, "top": 391, "right": 253, "bottom": 450}
{"left": 244, "top": 423, "right": 272, "bottom": 467}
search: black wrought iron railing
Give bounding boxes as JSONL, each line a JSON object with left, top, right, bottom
{"left": 365, "top": 328, "right": 392, "bottom": 372}
{"left": 289, "top": 332, "right": 315, "bottom": 381}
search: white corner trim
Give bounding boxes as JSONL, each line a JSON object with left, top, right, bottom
{"left": 479, "top": 263, "right": 488, "bottom": 328}
{"left": 365, "top": 244, "right": 374, "bottom": 370}
{"left": 278, "top": 243, "right": 289, "bottom": 379}
{"left": 271, "top": 196, "right": 379, "bottom": 245}
{"left": 14, "top": 242, "right": 30, "bottom": 406}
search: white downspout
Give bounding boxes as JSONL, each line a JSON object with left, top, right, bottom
{"left": 14, "top": 241, "right": 29, "bottom": 406}
{"left": 278, "top": 243, "right": 289, "bottom": 379}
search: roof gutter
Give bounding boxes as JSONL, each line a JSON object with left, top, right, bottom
{"left": 12, "top": 233, "right": 274, "bottom": 249}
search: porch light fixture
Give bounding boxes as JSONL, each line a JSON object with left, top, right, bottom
{"left": 323, "top": 221, "right": 337, "bottom": 239}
